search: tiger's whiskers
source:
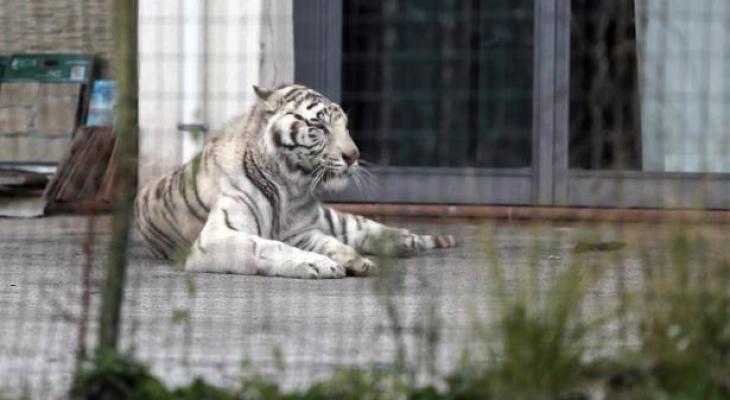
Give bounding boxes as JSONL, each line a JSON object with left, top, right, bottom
{"left": 350, "top": 164, "right": 380, "bottom": 198}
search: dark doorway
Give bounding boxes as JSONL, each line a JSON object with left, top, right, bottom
{"left": 569, "top": 0, "right": 641, "bottom": 170}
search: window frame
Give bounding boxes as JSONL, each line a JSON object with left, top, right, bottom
{"left": 552, "top": 0, "right": 730, "bottom": 209}
{"left": 295, "top": 0, "right": 540, "bottom": 205}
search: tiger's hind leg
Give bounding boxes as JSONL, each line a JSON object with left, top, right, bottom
{"left": 319, "top": 207, "right": 457, "bottom": 258}
{"left": 360, "top": 227, "right": 457, "bottom": 258}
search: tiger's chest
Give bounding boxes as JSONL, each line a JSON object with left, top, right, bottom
{"left": 276, "top": 194, "right": 321, "bottom": 239}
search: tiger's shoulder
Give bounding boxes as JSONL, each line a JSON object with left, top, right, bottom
{"left": 134, "top": 111, "right": 260, "bottom": 258}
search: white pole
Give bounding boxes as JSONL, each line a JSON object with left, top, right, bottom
{"left": 179, "top": 0, "right": 206, "bottom": 163}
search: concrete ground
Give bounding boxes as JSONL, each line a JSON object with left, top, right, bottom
{"left": 0, "top": 215, "right": 727, "bottom": 399}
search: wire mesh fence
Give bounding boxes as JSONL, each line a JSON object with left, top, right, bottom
{"left": 1, "top": 0, "right": 730, "bottom": 399}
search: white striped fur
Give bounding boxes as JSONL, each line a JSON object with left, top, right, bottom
{"left": 135, "top": 84, "right": 456, "bottom": 278}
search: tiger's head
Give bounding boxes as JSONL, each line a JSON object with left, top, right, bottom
{"left": 255, "top": 84, "right": 360, "bottom": 192}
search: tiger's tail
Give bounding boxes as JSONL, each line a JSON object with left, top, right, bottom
{"left": 418, "top": 234, "right": 458, "bottom": 249}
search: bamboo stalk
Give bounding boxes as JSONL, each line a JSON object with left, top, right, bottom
{"left": 98, "top": 0, "right": 138, "bottom": 353}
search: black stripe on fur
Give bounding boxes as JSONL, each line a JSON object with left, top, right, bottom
{"left": 223, "top": 192, "right": 262, "bottom": 236}
{"left": 324, "top": 208, "right": 336, "bottom": 237}
{"left": 222, "top": 209, "right": 239, "bottom": 231}
{"left": 338, "top": 212, "right": 349, "bottom": 245}
{"left": 190, "top": 154, "right": 210, "bottom": 213}
{"left": 179, "top": 168, "right": 205, "bottom": 223}
{"left": 243, "top": 149, "right": 281, "bottom": 237}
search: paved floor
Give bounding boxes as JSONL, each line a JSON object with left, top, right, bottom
{"left": 0, "top": 215, "right": 727, "bottom": 398}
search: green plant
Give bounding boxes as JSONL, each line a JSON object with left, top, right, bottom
{"left": 636, "top": 230, "right": 730, "bottom": 399}
{"left": 70, "top": 350, "right": 169, "bottom": 400}
{"left": 237, "top": 375, "right": 283, "bottom": 400}
{"left": 454, "top": 226, "right": 602, "bottom": 400}
{"left": 492, "top": 263, "right": 597, "bottom": 398}
{"left": 299, "top": 368, "right": 409, "bottom": 400}
{"left": 70, "top": 351, "right": 237, "bottom": 400}
{"left": 170, "top": 378, "right": 233, "bottom": 400}
{"left": 0, "top": 391, "right": 29, "bottom": 400}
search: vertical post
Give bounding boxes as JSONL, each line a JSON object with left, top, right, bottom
{"left": 531, "top": 0, "right": 557, "bottom": 205}
{"left": 531, "top": 0, "right": 571, "bottom": 205}
{"left": 552, "top": 0, "right": 571, "bottom": 205}
{"left": 179, "top": 0, "right": 206, "bottom": 163}
{"left": 98, "top": 0, "right": 138, "bottom": 353}
{"left": 293, "top": 0, "right": 342, "bottom": 101}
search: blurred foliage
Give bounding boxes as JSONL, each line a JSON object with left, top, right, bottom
{"left": 69, "top": 350, "right": 170, "bottom": 400}
{"left": 488, "top": 264, "right": 592, "bottom": 398}
{"left": 634, "top": 229, "right": 730, "bottom": 399}
{"left": 0, "top": 393, "right": 28, "bottom": 400}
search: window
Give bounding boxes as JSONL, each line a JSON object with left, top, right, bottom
{"left": 295, "top": 0, "right": 730, "bottom": 208}
{"left": 342, "top": 0, "right": 534, "bottom": 168}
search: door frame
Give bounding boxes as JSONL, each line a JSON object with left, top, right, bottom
{"left": 294, "top": 0, "right": 540, "bottom": 205}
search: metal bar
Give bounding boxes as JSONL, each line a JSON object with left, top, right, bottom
{"left": 328, "top": 202, "right": 730, "bottom": 224}
{"left": 532, "top": 0, "right": 558, "bottom": 205}
{"left": 552, "top": 0, "right": 572, "bottom": 204}
{"left": 566, "top": 175, "right": 730, "bottom": 209}
{"left": 179, "top": 0, "right": 206, "bottom": 163}
{"left": 570, "top": 169, "right": 730, "bottom": 180}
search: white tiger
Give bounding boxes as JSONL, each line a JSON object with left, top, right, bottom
{"left": 135, "top": 84, "right": 456, "bottom": 279}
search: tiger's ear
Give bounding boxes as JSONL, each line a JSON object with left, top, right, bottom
{"left": 253, "top": 85, "right": 273, "bottom": 101}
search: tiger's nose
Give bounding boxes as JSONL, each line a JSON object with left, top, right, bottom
{"left": 342, "top": 148, "right": 360, "bottom": 166}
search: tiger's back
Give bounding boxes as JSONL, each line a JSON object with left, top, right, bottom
{"left": 135, "top": 152, "right": 215, "bottom": 259}
{"left": 135, "top": 106, "right": 273, "bottom": 260}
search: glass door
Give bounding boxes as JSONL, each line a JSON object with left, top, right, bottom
{"left": 559, "top": 0, "right": 730, "bottom": 209}
{"left": 339, "top": 0, "right": 536, "bottom": 204}
{"left": 298, "top": 0, "right": 538, "bottom": 205}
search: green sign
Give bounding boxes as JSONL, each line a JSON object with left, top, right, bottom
{"left": 4, "top": 54, "right": 93, "bottom": 83}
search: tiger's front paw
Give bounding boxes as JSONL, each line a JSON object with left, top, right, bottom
{"left": 298, "top": 256, "right": 346, "bottom": 279}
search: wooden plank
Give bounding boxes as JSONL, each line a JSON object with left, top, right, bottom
{"left": 98, "top": 137, "right": 119, "bottom": 203}
{"left": 43, "top": 126, "right": 116, "bottom": 204}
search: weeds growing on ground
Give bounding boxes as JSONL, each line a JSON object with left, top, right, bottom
{"left": 634, "top": 229, "right": 730, "bottom": 398}
{"left": 442, "top": 229, "right": 602, "bottom": 400}
{"left": 484, "top": 263, "right": 594, "bottom": 399}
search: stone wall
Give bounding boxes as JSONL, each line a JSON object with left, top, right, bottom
{"left": 0, "top": 83, "right": 81, "bottom": 162}
{"left": 0, "top": 0, "right": 113, "bottom": 164}
{"left": 0, "top": 0, "right": 114, "bottom": 76}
